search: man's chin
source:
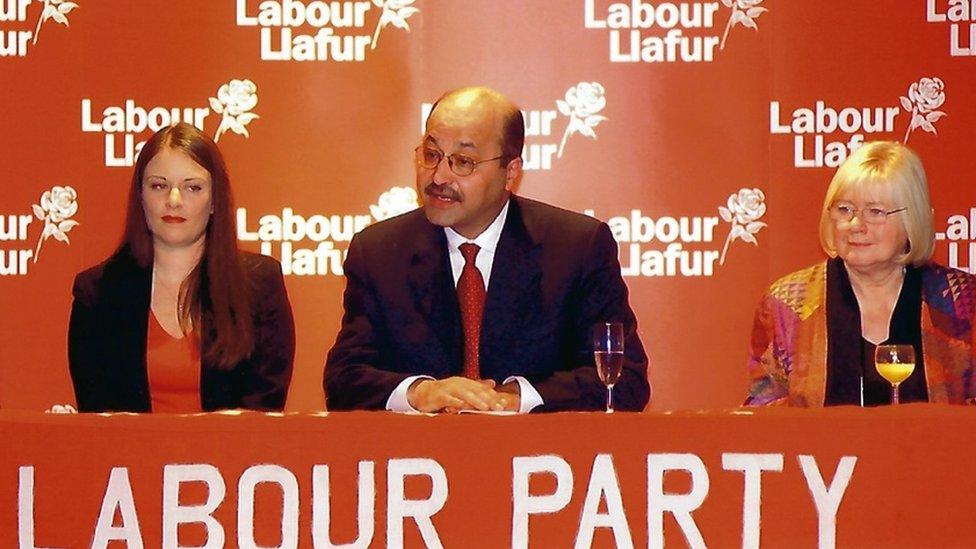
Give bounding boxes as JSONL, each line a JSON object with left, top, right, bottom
{"left": 423, "top": 204, "right": 457, "bottom": 227}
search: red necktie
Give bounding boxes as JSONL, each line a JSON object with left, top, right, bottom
{"left": 457, "top": 243, "right": 486, "bottom": 379}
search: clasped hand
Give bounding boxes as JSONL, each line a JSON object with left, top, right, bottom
{"left": 407, "top": 377, "right": 520, "bottom": 413}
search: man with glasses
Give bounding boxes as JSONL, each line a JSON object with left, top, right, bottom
{"left": 325, "top": 87, "right": 650, "bottom": 413}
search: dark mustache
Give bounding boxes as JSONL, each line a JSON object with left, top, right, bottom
{"left": 424, "top": 183, "right": 461, "bottom": 201}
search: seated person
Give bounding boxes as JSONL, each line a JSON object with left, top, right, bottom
{"left": 325, "top": 86, "right": 650, "bottom": 413}
{"left": 747, "top": 141, "right": 976, "bottom": 406}
{"left": 69, "top": 123, "right": 295, "bottom": 412}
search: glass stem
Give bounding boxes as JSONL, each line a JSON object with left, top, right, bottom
{"left": 606, "top": 386, "right": 614, "bottom": 413}
{"left": 891, "top": 383, "right": 900, "bottom": 405}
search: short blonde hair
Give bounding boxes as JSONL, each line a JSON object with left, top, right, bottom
{"left": 818, "top": 141, "right": 934, "bottom": 266}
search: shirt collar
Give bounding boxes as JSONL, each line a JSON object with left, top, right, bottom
{"left": 444, "top": 199, "right": 510, "bottom": 254}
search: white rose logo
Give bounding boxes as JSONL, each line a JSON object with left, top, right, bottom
{"left": 32, "top": 0, "right": 79, "bottom": 46}
{"left": 718, "top": 188, "right": 767, "bottom": 265}
{"left": 900, "top": 77, "right": 947, "bottom": 144}
{"left": 556, "top": 82, "right": 608, "bottom": 158}
{"left": 210, "top": 79, "right": 260, "bottom": 142}
{"left": 370, "top": 0, "right": 420, "bottom": 50}
{"left": 32, "top": 185, "right": 80, "bottom": 263}
{"left": 370, "top": 186, "right": 419, "bottom": 221}
{"left": 719, "top": 0, "right": 767, "bottom": 50}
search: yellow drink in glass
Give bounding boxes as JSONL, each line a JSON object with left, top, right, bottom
{"left": 874, "top": 345, "right": 916, "bottom": 405}
{"left": 876, "top": 362, "right": 915, "bottom": 385}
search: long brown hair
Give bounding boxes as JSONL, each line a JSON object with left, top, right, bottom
{"left": 120, "top": 122, "right": 254, "bottom": 369}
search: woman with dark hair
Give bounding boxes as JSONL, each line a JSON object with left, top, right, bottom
{"left": 68, "top": 123, "right": 295, "bottom": 412}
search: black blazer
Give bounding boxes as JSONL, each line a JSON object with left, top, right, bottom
{"left": 68, "top": 249, "right": 295, "bottom": 412}
{"left": 325, "top": 196, "right": 650, "bottom": 412}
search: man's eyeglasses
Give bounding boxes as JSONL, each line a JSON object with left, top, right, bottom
{"left": 415, "top": 145, "right": 503, "bottom": 177}
{"left": 828, "top": 203, "right": 907, "bottom": 224}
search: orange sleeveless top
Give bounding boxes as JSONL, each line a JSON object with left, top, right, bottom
{"left": 146, "top": 311, "right": 202, "bottom": 413}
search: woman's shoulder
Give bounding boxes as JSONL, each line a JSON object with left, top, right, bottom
{"left": 920, "top": 262, "right": 976, "bottom": 284}
{"left": 920, "top": 262, "right": 976, "bottom": 312}
{"left": 72, "top": 250, "right": 145, "bottom": 300}
{"left": 239, "top": 251, "right": 285, "bottom": 284}
{"left": 761, "top": 262, "right": 827, "bottom": 318}
{"left": 767, "top": 262, "right": 826, "bottom": 296}
{"left": 237, "top": 252, "right": 291, "bottom": 323}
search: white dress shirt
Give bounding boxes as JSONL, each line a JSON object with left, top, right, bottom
{"left": 386, "top": 201, "right": 544, "bottom": 413}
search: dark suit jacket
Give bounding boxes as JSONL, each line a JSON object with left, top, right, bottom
{"left": 68, "top": 249, "right": 295, "bottom": 412}
{"left": 325, "top": 196, "right": 650, "bottom": 412}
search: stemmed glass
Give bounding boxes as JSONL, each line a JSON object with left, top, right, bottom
{"left": 874, "top": 344, "right": 916, "bottom": 405}
{"left": 593, "top": 322, "right": 624, "bottom": 413}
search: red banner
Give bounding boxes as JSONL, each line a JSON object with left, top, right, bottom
{"left": 5, "top": 405, "right": 976, "bottom": 547}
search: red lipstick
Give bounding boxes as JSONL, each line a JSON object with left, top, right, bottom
{"left": 162, "top": 215, "right": 186, "bottom": 224}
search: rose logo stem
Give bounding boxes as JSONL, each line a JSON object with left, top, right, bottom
{"left": 370, "top": 19, "right": 383, "bottom": 49}
{"left": 32, "top": 2, "right": 47, "bottom": 44}
{"left": 33, "top": 233, "right": 45, "bottom": 262}
{"left": 370, "top": 0, "right": 419, "bottom": 51}
{"left": 32, "top": 0, "right": 79, "bottom": 46}
{"left": 557, "top": 124, "right": 573, "bottom": 158}
{"left": 719, "top": 0, "right": 767, "bottom": 51}
{"left": 719, "top": 3, "right": 738, "bottom": 50}
{"left": 719, "top": 230, "right": 734, "bottom": 266}
{"left": 903, "top": 106, "right": 917, "bottom": 144}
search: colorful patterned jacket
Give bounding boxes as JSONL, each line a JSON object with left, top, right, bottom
{"left": 747, "top": 261, "right": 976, "bottom": 406}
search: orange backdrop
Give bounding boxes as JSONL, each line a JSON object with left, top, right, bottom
{"left": 1, "top": 0, "right": 974, "bottom": 411}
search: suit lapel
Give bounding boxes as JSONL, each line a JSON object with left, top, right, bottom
{"left": 102, "top": 253, "right": 153, "bottom": 411}
{"left": 406, "top": 219, "right": 462, "bottom": 376}
{"left": 480, "top": 199, "right": 542, "bottom": 377}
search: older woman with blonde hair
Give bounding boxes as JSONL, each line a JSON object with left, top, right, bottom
{"left": 747, "top": 141, "right": 976, "bottom": 406}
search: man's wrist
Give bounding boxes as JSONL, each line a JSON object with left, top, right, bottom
{"left": 495, "top": 381, "right": 520, "bottom": 395}
{"left": 386, "top": 375, "right": 434, "bottom": 412}
{"left": 406, "top": 378, "right": 432, "bottom": 409}
{"left": 504, "top": 376, "right": 544, "bottom": 413}
{"left": 496, "top": 381, "right": 521, "bottom": 411}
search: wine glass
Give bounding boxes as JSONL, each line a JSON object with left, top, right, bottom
{"left": 874, "top": 344, "right": 916, "bottom": 405}
{"left": 593, "top": 322, "right": 624, "bottom": 413}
